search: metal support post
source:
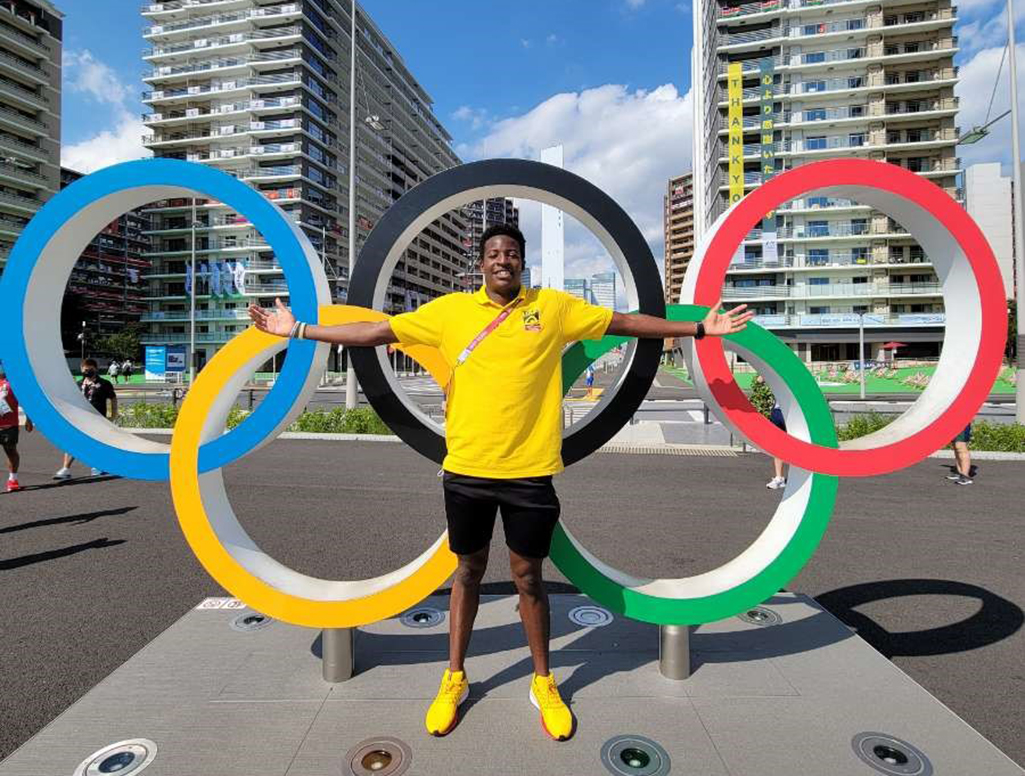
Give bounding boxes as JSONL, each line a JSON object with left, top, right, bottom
{"left": 321, "top": 627, "right": 355, "bottom": 682}
{"left": 658, "top": 624, "right": 691, "bottom": 680}
{"left": 859, "top": 313, "right": 866, "bottom": 400}
{"left": 1007, "top": 0, "right": 1025, "bottom": 423}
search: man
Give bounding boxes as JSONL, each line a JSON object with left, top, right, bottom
{"left": 947, "top": 423, "right": 974, "bottom": 485}
{"left": 0, "top": 362, "right": 32, "bottom": 493}
{"left": 249, "top": 223, "right": 753, "bottom": 740}
{"left": 54, "top": 358, "right": 118, "bottom": 480}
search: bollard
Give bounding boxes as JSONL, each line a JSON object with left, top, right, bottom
{"left": 321, "top": 627, "right": 355, "bottom": 682}
{"left": 658, "top": 624, "right": 691, "bottom": 680}
{"left": 703, "top": 403, "right": 710, "bottom": 425}
{"left": 248, "top": 389, "right": 254, "bottom": 411}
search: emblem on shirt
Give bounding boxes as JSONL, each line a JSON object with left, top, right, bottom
{"left": 522, "top": 307, "right": 542, "bottom": 332}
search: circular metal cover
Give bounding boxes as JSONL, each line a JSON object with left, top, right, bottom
{"left": 736, "top": 606, "right": 783, "bottom": 627}
{"left": 345, "top": 737, "right": 412, "bottom": 776}
{"left": 852, "top": 732, "right": 932, "bottom": 776}
{"left": 400, "top": 606, "right": 445, "bottom": 628}
{"left": 230, "top": 611, "right": 274, "bottom": 632}
{"left": 600, "top": 734, "right": 671, "bottom": 776}
{"left": 73, "top": 739, "right": 157, "bottom": 776}
{"left": 569, "top": 605, "right": 615, "bottom": 628}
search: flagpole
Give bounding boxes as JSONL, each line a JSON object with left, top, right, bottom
{"left": 345, "top": 0, "right": 359, "bottom": 410}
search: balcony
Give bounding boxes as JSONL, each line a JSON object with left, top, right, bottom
{"left": 723, "top": 281, "right": 941, "bottom": 300}
{"left": 0, "top": 160, "right": 47, "bottom": 187}
{"left": 0, "top": 189, "right": 43, "bottom": 212}
{"left": 144, "top": 49, "right": 304, "bottom": 82}
{"left": 788, "top": 18, "right": 867, "bottom": 38}
{"left": 142, "top": 95, "right": 300, "bottom": 124}
{"left": 0, "top": 103, "right": 46, "bottom": 134}
{"left": 0, "top": 15, "right": 49, "bottom": 57}
{"left": 144, "top": 26, "right": 302, "bottom": 59}
{"left": 753, "top": 312, "right": 945, "bottom": 328}
{"left": 0, "top": 133, "right": 48, "bottom": 163}
{"left": 721, "top": 26, "right": 784, "bottom": 46}
{"left": 143, "top": 72, "right": 304, "bottom": 103}
{"left": 0, "top": 49, "right": 47, "bottom": 84}
{"left": 0, "top": 76, "right": 48, "bottom": 109}
{"left": 143, "top": 4, "right": 301, "bottom": 37}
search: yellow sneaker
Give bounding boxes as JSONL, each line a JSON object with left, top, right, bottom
{"left": 425, "top": 668, "right": 469, "bottom": 736}
{"left": 529, "top": 673, "right": 574, "bottom": 740}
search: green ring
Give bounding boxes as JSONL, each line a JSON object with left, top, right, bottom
{"left": 554, "top": 304, "right": 839, "bottom": 625}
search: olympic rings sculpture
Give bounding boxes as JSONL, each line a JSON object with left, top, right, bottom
{"left": 0, "top": 157, "right": 1004, "bottom": 629}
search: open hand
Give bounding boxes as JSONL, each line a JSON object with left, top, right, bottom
{"left": 248, "top": 298, "right": 295, "bottom": 338}
{"left": 703, "top": 299, "right": 756, "bottom": 337}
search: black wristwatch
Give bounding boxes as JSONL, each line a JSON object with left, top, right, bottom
{"left": 695, "top": 321, "right": 706, "bottom": 340}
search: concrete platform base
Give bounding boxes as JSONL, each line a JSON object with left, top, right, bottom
{"left": 2, "top": 594, "right": 1021, "bottom": 775}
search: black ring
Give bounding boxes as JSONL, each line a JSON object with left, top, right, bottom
{"left": 348, "top": 158, "right": 664, "bottom": 466}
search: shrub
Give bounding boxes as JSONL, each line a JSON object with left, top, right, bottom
{"left": 969, "top": 421, "right": 1025, "bottom": 452}
{"left": 115, "top": 402, "right": 179, "bottom": 429}
{"left": 836, "top": 412, "right": 893, "bottom": 441}
{"left": 114, "top": 403, "right": 391, "bottom": 435}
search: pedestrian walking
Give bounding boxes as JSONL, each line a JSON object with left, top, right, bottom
{"left": 122, "top": 359, "right": 134, "bottom": 383}
{"left": 0, "top": 362, "right": 32, "bottom": 493}
{"left": 54, "top": 358, "right": 118, "bottom": 480}
{"left": 752, "top": 375, "right": 787, "bottom": 489}
{"left": 107, "top": 360, "right": 120, "bottom": 384}
{"left": 947, "top": 423, "right": 974, "bottom": 485}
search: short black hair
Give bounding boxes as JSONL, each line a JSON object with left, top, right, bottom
{"left": 478, "top": 223, "right": 525, "bottom": 263}
{"left": 82, "top": 358, "right": 98, "bottom": 368}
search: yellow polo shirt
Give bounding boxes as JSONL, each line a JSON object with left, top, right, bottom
{"left": 389, "top": 285, "right": 613, "bottom": 478}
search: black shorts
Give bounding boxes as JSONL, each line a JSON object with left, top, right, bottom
{"left": 442, "top": 472, "right": 561, "bottom": 559}
{"left": 769, "top": 407, "right": 786, "bottom": 432}
{"left": 0, "top": 426, "right": 18, "bottom": 448}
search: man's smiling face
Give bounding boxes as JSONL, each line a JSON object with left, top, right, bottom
{"left": 480, "top": 234, "right": 523, "bottom": 296}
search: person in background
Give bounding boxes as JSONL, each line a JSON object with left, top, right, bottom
{"left": 0, "top": 362, "right": 32, "bottom": 493}
{"left": 751, "top": 375, "right": 787, "bottom": 489}
{"left": 947, "top": 423, "right": 974, "bottom": 486}
{"left": 54, "top": 358, "right": 118, "bottom": 480}
{"left": 107, "top": 359, "right": 120, "bottom": 384}
{"left": 121, "top": 359, "right": 134, "bottom": 384}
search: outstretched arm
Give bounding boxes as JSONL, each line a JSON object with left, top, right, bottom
{"left": 605, "top": 299, "right": 755, "bottom": 339}
{"left": 248, "top": 298, "right": 399, "bottom": 347}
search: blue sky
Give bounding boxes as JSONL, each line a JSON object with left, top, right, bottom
{"left": 58, "top": 0, "right": 1024, "bottom": 286}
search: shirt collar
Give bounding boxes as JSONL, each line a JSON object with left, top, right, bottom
{"left": 474, "top": 283, "right": 527, "bottom": 308}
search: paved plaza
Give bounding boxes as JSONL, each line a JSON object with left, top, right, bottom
{"left": 1, "top": 431, "right": 1023, "bottom": 768}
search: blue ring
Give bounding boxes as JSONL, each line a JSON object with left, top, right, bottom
{"left": 0, "top": 159, "right": 319, "bottom": 480}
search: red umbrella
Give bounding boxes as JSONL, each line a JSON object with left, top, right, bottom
{"left": 880, "top": 342, "right": 907, "bottom": 350}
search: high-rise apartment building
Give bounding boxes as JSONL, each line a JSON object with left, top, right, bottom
{"left": 462, "top": 197, "right": 519, "bottom": 259}
{"left": 0, "top": 0, "right": 62, "bottom": 272}
{"left": 664, "top": 172, "right": 694, "bottom": 305}
{"left": 591, "top": 271, "right": 616, "bottom": 310}
{"left": 140, "top": 0, "right": 467, "bottom": 365}
{"left": 693, "top": 0, "right": 959, "bottom": 361}
{"left": 965, "top": 162, "right": 1014, "bottom": 300}
{"left": 60, "top": 168, "right": 151, "bottom": 352}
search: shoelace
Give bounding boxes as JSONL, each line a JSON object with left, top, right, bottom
{"left": 534, "top": 677, "right": 561, "bottom": 709}
{"left": 441, "top": 675, "right": 463, "bottom": 700}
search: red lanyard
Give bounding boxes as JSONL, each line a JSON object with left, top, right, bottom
{"left": 454, "top": 297, "right": 522, "bottom": 368}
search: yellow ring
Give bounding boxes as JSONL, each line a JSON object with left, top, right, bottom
{"left": 169, "top": 304, "right": 456, "bottom": 627}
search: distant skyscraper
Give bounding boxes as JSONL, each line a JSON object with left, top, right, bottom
{"left": 463, "top": 197, "right": 519, "bottom": 262}
{"left": 591, "top": 271, "right": 616, "bottom": 309}
{"left": 521, "top": 266, "right": 531, "bottom": 290}
{"left": 663, "top": 173, "right": 694, "bottom": 306}
{"left": 540, "top": 144, "right": 564, "bottom": 290}
{"left": 564, "top": 277, "right": 590, "bottom": 302}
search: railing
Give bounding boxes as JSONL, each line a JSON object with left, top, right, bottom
{"left": 722, "top": 26, "right": 783, "bottom": 45}
{"left": 0, "top": 161, "right": 46, "bottom": 183}
{"left": 724, "top": 282, "right": 941, "bottom": 299}
{"left": 0, "top": 48, "right": 45, "bottom": 77}
{"left": 142, "top": 0, "right": 242, "bottom": 12}
{"left": 143, "top": 4, "right": 300, "bottom": 36}
{"left": 145, "top": 50, "right": 302, "bottom": 80}
{"left": 144, "top": 26, "right": 300, "bottom": 57}
{"left": 0, "top": 189, "right": 42, "bottom": 208}
{"left": 778, "top": 222, "right": 872, "bottom": 238}
{"left": 777, "top": 197, "right": 866, "bottom": 211}
{"left": 0, "top": 76, "right": 47, "bottom": 104}
{"left": 718, "top": 0, "right": 785, "bottom": 19}
{"left": 719, "top": 56, "right": 781, "bottom": 74}
{"left": 785, "top": 135, "right": 867, "bottom": 152}
{"left": 0, "top": 14, "right": 48, "bottom": 52}
{"left": 790, "top": 105, "right": 867, "bottom": 123}
{"left": 0, "top": 103, "right": 46, "bottom": 129}
{"left": 141, "top": 309, "right": 253, "bottom": 322}
{"left": 789, "top": 18, "right": 865, "bottom": 36}
{"left": 143, "top": 73, "right": 303, "bottom": 101}
{"left": 753, "top": 312, "right": 945, "bottom": 327}
{"left": 883, "top": 99, "right": 957, "bottom": 115}
{"left": 0, "top": 214, "right": 27, "bottom": 232}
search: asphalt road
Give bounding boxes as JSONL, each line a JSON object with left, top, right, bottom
{"left": 1, "top": 431, "right": 1023, "bottom": 765}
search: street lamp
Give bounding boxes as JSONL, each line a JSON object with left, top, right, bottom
{"left": 345, "top": 0, "right": 359, "bottom": 410}
{"left": 77, "top": 321, "right": 87, "bottom": 362}
{"left": 189, "top": 197, "right": 197, "bottom": 386}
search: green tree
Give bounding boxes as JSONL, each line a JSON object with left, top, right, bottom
{"left": 98, "top": 326, "right": 141, "bottom": 362}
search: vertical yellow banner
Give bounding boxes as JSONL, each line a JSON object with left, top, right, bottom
{"left": 727, "top": 63, "right": 744, "bottom": 205}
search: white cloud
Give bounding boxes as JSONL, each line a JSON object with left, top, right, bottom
{"left": 61, "top": 49, "right": 150, "bottom": 173}
{"left": 463, "top": 83, "right": 693, "bottom": 303}
{"left": 546, "top": 33, "right": 560, "bottom": 46}
{"left": 954, "top": 42, "right": 1025, "bottom": 173}
{"left": 452, "top": 105, "right": 491, "bottom": 132}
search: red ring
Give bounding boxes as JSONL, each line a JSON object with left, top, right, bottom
{"left": 693, "top": 159, "right": 1007, "bottom": 477}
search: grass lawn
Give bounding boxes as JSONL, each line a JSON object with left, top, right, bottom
{"left": 660, "top": 364, "right": 1016, "bottom": 394}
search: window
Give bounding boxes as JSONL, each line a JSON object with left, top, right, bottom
{"left": 854, "top": 305, "right": 870, "bottom": 314}
{"left": 906, "top": 157, "right": 929, "bottom": 172}
{"left": 810, "top": 306, "right": 831, "bottom": 314}
{"left": 848, "top": 48, "right": 863, "bottom": 59}
{"left": 808, "top": 220, "right": 829, "bottom": 237}
{"left": 805, "top": 79, "right": 827, "bottom": 92}
{"left": 853, "top": 276, "right": 869, "bottom": 284}
{"left": 806, "top": 108, "right": 827, "bottom": 121}
{"left": 885, "top": 45, "right": 900, "bottom": 56}
{"left": 848, "top": 76, "right": 865, "bottom": 88}
{"left": 851, "top": 218, "right": 869, "bottom": 234}
{"left": 848, "top": 19, "right": 864, "bottom": 30}
{"left": 804, "top": 23, "right": 825, "bottom": 35}
{"left": 887, "top": 131, "right": 901, "bottom": 144}
{"left": 809, "top": 248, "right": 829, "bottom": 265}
{"left": 849, "top": 133, "right": 866, "bottom": 146}
{"left": 905, "top": 70, "right": 921, "bottom": 83}
{"left": 906, "top": 128, "right": 923, "bottom": 142}
{"left": 905, "top": 11, "right": 925, "bottom": 22}
{"left": 807, "top": 196, "right": 829, "bottom": 208}
{"left": 905, "top": 100, "right": 921, "bottom": 112}
{"left": 809, "top": 277, "right": 830, "bottom": 285}
{"left": 849, "top": 104, "right": 865, "bottom": 117}
{"left": 806, "top": 136, "right": 827, "bottom": 150}
{"left": 904, "top": 42, "right": 920, "bottom": 53}
{"left": 909, "top": 246, "right": 925, "bottom": 262}
{"left": 852, "top": 247, "right": 869, "bottom": 264}
{"left": 805, "top": 51, "right": 826, "bottom": 63}
{"left": 886, "top": 72, "right": 901, "bottom": 85}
